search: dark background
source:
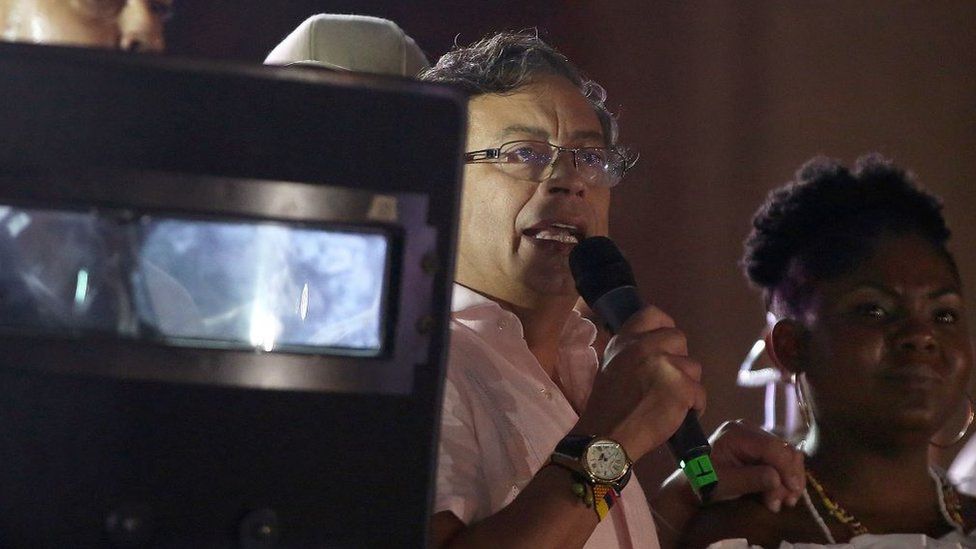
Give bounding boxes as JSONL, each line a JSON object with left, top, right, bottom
{"left": 166, "top": 0, "right": 976, "bottom": 491}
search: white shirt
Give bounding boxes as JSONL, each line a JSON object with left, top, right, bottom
{"left": 435, "top": 284, "right": 659, "bottom": 549}
{"left": 709, "top": 532, "right": 976, "bottom": 549}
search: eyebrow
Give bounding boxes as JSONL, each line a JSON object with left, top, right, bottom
{"left": 496, "top": 125, "right": 606, "bottom": 145}
{"left": 497, "top": 125, "right": 548, "bottom": 140}
{"left": 929, "top": 287, "right": 964, "bottom": 300}
{"left": 848, "top": 282, "right": 962, "bottom": 300}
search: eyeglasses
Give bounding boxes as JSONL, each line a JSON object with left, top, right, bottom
{"left": 464, "top": 140, "right": 633, "bottom": 188}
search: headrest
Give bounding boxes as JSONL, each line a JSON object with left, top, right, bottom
{"left": 264, "top": 14, "right": 429, "bottom": 77}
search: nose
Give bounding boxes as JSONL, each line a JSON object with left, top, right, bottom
{"left": 118, "top": 0, "right": 165, "bottom": 52}
{"left": 544, "top": 151, "right": 588, "bottom": 198}
{"left": 894, "top": 318, "right": 939, "bottom": 354}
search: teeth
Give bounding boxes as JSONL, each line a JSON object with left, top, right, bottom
{"left": 534, "top": 230, "right": 579, "bottom": 244}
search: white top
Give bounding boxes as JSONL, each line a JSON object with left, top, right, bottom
{"left": 435, "top": 284, "right": 660, "bottom": 548}
{"left": 949, "top": 435, "right": 976, "bottom": 496}
{"left": 709, "top": 531, "right": 976, "bottom": 549}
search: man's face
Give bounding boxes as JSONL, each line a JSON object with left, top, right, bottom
{"left": 458, "top": 74, "right": 612, "bottom": 307}
{"left": 0, "top": 0, "right": 171, "bottom": 52}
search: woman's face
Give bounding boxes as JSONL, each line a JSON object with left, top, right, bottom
{"left": 794, "top": 232, "right": 973, "bottom": 446}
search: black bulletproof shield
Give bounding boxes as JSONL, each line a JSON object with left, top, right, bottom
{"left": 0, "top": 42, "right": 464, "bottom": 548}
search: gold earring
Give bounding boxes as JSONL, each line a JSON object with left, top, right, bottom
{"left": 931, "top": 392, "right": 975, "bottom": 449}
{"left": 791, "top": 372, "right": 812, "bottom": 433}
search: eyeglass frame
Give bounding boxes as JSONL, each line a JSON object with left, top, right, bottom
{"left": 463, "top": 140, "right": 637, "bottom": 188}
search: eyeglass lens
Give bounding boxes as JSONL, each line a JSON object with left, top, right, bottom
{"left": 497, "top": 141, "right": 623, "bottom": 186}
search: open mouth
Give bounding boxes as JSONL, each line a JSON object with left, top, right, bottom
{"left": 523, "top": 222, "right": 586, "bottom": 245}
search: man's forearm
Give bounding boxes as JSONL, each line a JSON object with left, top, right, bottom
{"left": 436, "top": 464, "right": 601, "bottom": 549}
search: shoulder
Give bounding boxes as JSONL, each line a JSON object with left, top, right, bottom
{"left": 682, "top": 495, "right": 826, "bottom": 548}
{"left": 445, "top": 313, "right": 529, "bottom": 390}
{"left": 446, "top": 319, "right": 497, "bottom": 373}
{"left": 441, "top": 319, "right": 508, "bottom": 420}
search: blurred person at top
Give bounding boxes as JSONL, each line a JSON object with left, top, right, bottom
{"left": 0, "top": 0, "right": 172, "bottom": 52}
{"left": 264, "top": 13, "right": 429, "bottom": 77}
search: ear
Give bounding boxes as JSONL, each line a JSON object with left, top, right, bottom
{"left": 767, "top": 318, "right": 806, "bottom": 378}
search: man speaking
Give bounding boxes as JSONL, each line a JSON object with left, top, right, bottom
{"left": 421, "top": 31, "right": 806, "bottom": 547}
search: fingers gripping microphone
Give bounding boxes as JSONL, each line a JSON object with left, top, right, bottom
{"left": 570, "top": 236, "right": 718, "bottom": 500}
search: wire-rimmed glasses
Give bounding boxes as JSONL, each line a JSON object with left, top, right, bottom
{"left": 464, "top": 140, "right": 633, "bottom": 188}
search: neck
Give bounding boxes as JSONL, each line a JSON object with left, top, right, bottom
{"left": 804, "top": 425, "right": 935, "bottom": 508}
{"left": 496, "top": 292, "right": 578, "bottom": 380}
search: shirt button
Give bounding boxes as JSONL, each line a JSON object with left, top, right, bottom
{"left": 497, "top": 319, "right": 507, "bottom": 330}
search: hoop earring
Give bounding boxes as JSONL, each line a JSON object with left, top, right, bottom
{"left": 791, "top": 372, "right": 812, "bottom": 432}
{"left": 931, "top": 392, "right": 975, "bottom": 449}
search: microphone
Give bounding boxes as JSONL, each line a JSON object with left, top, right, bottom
{"left": 570, "top": 236, "right": 718, "bottom": 500}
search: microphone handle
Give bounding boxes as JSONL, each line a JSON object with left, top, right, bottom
{"left": 591, "top": 286, "right": 718, "bottom": 500}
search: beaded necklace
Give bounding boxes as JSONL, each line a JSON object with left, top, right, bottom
{"left": 803, "top": 467, "right": 966, "bottom": 543}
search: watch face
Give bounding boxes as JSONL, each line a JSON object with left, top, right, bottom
{"left": 584, "top": 439, "right": 628, "bottom": 481}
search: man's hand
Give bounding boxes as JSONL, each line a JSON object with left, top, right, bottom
{"left": 573, "top": 305, "right": 707, "bottom": 462}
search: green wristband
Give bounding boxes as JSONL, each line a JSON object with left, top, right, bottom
{"left": 680, "top": 454, "right": 718, "bottom": 497}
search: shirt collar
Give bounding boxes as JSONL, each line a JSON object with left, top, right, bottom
{"left": 451, "top": 283, "right": 498, "bottom": 314}
{"left": 450, "top": 283, "right": 597, "bottom": 347}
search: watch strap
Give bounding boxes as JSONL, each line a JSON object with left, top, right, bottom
{"left": 553, "top": 434, "right": 592, "bottom": 463}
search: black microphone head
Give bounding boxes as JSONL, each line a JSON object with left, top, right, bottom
{"left": 569, "top": 236, "right": 637, "bottom": 306}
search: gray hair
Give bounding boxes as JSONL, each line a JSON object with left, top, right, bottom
{"left": 420, "top": 30, "right": 625, "bottom": 153}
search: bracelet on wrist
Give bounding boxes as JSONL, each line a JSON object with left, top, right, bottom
{"left": 550, "top": 462, "right": 620, "bottom": 521}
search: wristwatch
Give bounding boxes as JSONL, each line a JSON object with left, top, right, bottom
{"left": 550, "top": 435, "right": 632, "bottom": 492}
